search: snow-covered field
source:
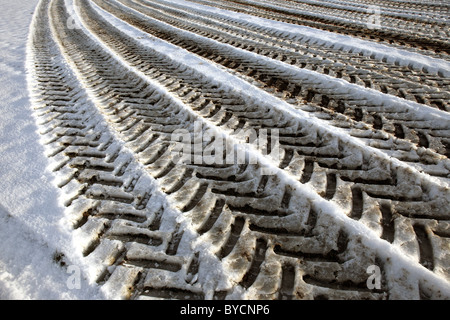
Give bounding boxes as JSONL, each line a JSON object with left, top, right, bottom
{"left": 0, "top": 0, "right": 101, "bottom": 299}
{"left": 1, "top": 0, "right": 449, "bottom": 300}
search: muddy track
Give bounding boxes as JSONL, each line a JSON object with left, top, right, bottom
{"left": 27, "top": 0, "right": 450, "bottom": 300}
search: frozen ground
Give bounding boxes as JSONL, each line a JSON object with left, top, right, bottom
{"left": 0, "top": 0, "right": 101, "bottom": 299}
{"left": 1, "top": 0, "right": 449, "bottom": 300}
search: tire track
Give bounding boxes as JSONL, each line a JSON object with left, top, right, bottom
{"left": 189, "top": 0, "right": 450, "bottom": 57}
{"left": 78, "top": 0, "right": 450, "bottom": 289}
{"left": 99, "top": 0, "right": 450, "bottom": 178}
{"left": 78, "top": 0, "right": 450, "bottom": 288}
{"left": 258, "top": 0, "right": 449, "bottom": 39}
{"left": 87, "top": 0, "right": 450, "bottom": 247}
{"left": 127, "top": 0, "right": 450, "bottom": 110}
{"left": 29, "top": 0, "right": 219, "bottom": 300}
{"left": 26, "top": 0, "right": 450, "bottom": 300}
{"left": 283, "top": 0, "right": 449, "bottom": 24}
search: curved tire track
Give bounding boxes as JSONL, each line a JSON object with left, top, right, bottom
{"left": 26, "top": 0, "right": 450, "bottom": 300}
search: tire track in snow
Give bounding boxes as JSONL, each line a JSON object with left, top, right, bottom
{"left": 29, "top": 0, "right": 226, "bottom": 300}
{"left": 131, "top": 0, "right": 450, "bottom": 104}
{"left": 104, "top": 0, "right": 450, "bottom": 176}
{"left": 189, "top": 0, "right": 450, "bottom": 57}
{"left": 27, "top": 0, "right": 450, "bottom": 299}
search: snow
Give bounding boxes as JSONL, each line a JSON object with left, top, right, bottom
{"left": 286, "top": 0, "right": 448, "bottom": 22}
{"left": 238, "top": 0, "right": 449, "bottom": 24}
{"left": 92, "top": 0, "right": 450, "bottom": 188}
{"left": 0, "top": 0, "right": 101, "bottom": 299}
{"left": 87, "top": 0, "right": 450, "bottom": 296}
{"left": 1, "top": 0, "right": 449, "bottom": 299}
{"left": 161, "top": 0, "right": 450, "bottom": 77}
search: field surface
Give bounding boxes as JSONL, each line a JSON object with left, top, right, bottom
{"left": 1, "top": 0, "right": 449, "bottom": 300}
